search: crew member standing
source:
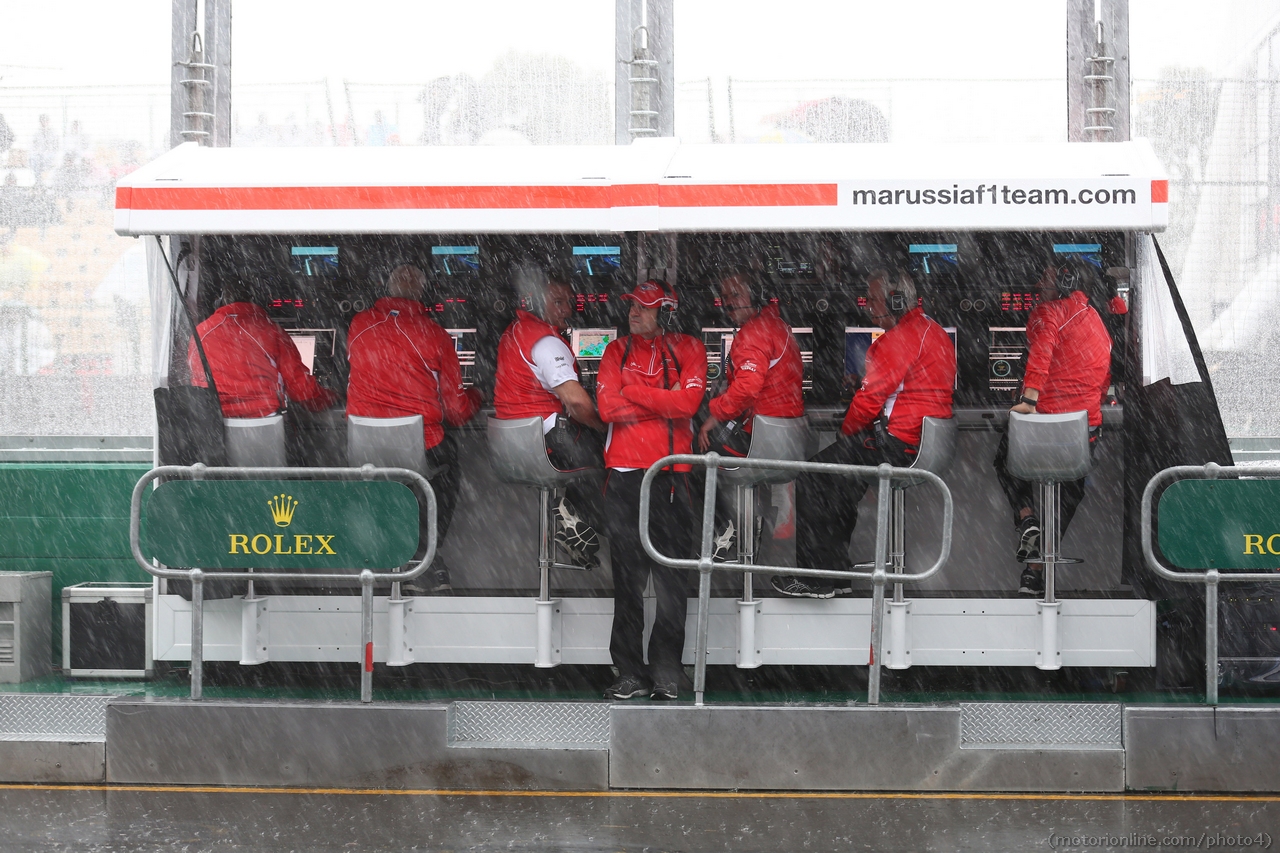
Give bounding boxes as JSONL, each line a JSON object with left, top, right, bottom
{"left": 597, "top": 280, "right": 706, "bottom": 701}
{"left": 494, "top": 265, "right": 606, "bottom": 567}
{"left": 994, "top": 259, "right": 1111, "bottom": 596}
{"left": 697, "top": 270, "right": 805, "bottom": 559}
{"left": 190, "top": 277, "right": 336, "bottom": 417}
{"left": 346, "top": 264, "right": 483, "bottom": 594}
{"left": 774, "top": 269, "right": 955, "bottom": 598}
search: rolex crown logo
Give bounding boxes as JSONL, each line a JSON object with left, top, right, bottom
{"left": 268, "top": 493, "right": 298, "bottom": 528}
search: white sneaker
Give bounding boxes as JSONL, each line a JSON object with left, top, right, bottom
{"left": 712, "top": 520, "right": 736, "bottom": 562}
{"left": 553, "top": 497, "right": 600, "bottom": 568}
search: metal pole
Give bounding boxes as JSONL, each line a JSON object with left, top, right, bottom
{"left": 694, "top": 458, "right": 719, "bottom": 706}
{"left": 740, "top": 485, "right": 754, "bottom": 602}
{"left": 538, "top": 488, "right": 551, "bottom": 601}
{"left": 649, "top": 0, "right": 674, "bottom": 137}
{"left": 1067, "top": 0, "right": 1129, "bottom": 141}
{"left": 614, "top": 0, "right": 643, "bottom": 144}
{"left": 190, "top": 568, "right": 204, "bottom": 700}
{"left": 891, "top": 488, "right": 905, "bottom": 603}
{"left": 170, "top": 0, "right": 198, "bottom": 148}
{"left": 1043, "top": 482, "right": 1057, "bottom": 605}
{"left": 868, "top": 464, "right": 892, "bottom": 705}
{"left": 360, "top": 569, "right": 374, "bottom": 703}
{"left": 204, "top": 0, "right": 232, "bottom": 146}
{"left": 1206, "top": 569, "right": 1220, "bottom": 705}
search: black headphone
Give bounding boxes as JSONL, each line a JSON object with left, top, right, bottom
{"left": 1055, "top": 265, "right": 1079, "bottom": 296}
{"left": 887, "top": 289, "right": 909, "bottom": 315}
{"left": 650, "top": 279, "right": 679, "bottom": 330}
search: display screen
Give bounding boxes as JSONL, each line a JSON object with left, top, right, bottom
{"left": 432, "top": 245, "right": 481, "bottom": 275}
{"left": 270, "top": 297, "right": 305, "bottom": 310}
{"left": 1000, "top": 291, "right": 1040, "bottom": 312}
{"left": 701, "top": 327, "right": 735, "bottom": 382}
{"left": 765, "top": 246, "right": 815, "bottom": 277}
{"left": 909, "top": 243, "right": 959, "bottom": 276}
{"left": 288, "top": 335, "right": 316, "bottom": 373}
{"left": 1053, "top": 242, "right": 1103, "bottom": 270}
{"left": 447, "top": 327, "right": 478, "bottom": 387}
{"left": 574, "top": 292, "right": 610, "bottom": 311}
{"left": 846, "top": 326, "right": 957, "bottom": 387}
{"left": 572, "top": 246, "right": 622, "bottom": 277}
{"left": 571, "top": 328, "right": 616, "bottom": 359}
{"left": 291, "top": 246, "right": 339, "bottom": 277}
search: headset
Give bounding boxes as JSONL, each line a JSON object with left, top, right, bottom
{"left": 647, "top": 279, "right": 680, "bottom": 331}
{"left": 882, "top": 268, "right": 916, "bottom": 317}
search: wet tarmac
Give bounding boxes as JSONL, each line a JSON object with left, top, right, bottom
{"left": 0, "top": 785, "right": 1277, "bottom": 852}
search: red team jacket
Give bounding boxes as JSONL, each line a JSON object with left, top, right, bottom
{"left": 345, "top": 297, "right": 482, "bottom": 449}
{"left": 190, "top": 302, "right": 336, "bottom": 418}
{"left": 843, "top": 307, "right": 956, "bottom": 447}
{"left": 708, "top": 304, "right": 805, "bottom": 426}
{"left": 493, "top": 310, "right": 573, "bottom": 421}
{"left": 1023, "top": 290, "right": 1111, "bottom": 427}
{"left": 596, "top": 332, "right": 707, "bottom": 471}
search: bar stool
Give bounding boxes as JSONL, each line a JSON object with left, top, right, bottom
{"left": 1006, "top": 409, "right": 1092, "bottom": 672}
{"left": 223, "top": 415, "right": 286, "bottom": 468}
{"left": 348, "top": 414, "right": 444, "bottom": 667}
{"left": 222, "top": 415, "right": 287, "bottom": 665}
{"left": 717, "top": 415, "right": 811, "bottom": 669}
{"left": 487, "top": 415, "right": 602, "bottom": 668}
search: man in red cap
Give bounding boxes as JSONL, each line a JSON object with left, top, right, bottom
{"left": 775, "top": 269, "right": 955, "bottom": 598}
{"left": 697, "top": 269, "right": 805, "bottom": 560}
{"left": 596, "top": 279, "right": 707, "bottom": 701}
{"left": 190, "top": 277, "right": 336, "bottom": 417}
{"left": 994, "top": 259, "right": 1111, "bottom": 596}
{"left": 346, "top": 264, "right": 483, "bottom": 593}
{"left": 494, "top": 264, "right": 606, "bottom": 567}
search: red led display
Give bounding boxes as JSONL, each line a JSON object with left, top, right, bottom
{"left": 1000, "top": 292, "right": 1039, "bottom": 312}
{"left": 574, "top": 293, "right": 610, "bottom": 311}
{"left": 270, "top": 298, "right": 304, "bottom": 309}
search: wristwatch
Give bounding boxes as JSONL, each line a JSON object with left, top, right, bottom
{"left": 1018, "top": 396, "right": 1038, "bottom": 407}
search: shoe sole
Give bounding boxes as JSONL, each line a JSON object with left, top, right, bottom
{"left": 650, "top": 692, "right": 677, "bottom": 700}
{"left": 774, "top": 587, "right": 835, "bottom": 599}
{"left": 605, "top": 689, "right": 649, "bottom": 700}
{"left": 1018, "top": 587, "right": 1043, "bottom": 596}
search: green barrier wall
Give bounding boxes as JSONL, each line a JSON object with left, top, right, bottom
{"left": 0, "top": 463, "right": 152, "bottom": 664}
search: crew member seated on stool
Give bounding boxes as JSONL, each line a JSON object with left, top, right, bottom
{"left": 494, "top": 265, "right": 606, "bottom": 568}
{"left": 696, "top": 269, "right": 805, "bottom": 560}
{"left": 346, "top": 264, "right": 483, "bottom": 594}
{"left": 774, "top": 269, "right": 955, "bottom": 598}
{"left": 189, "top": 277, "right": 337, "bottom": 417}
{"left": 597, "top": 280, "right": 707, "bottom": 701}
{"left": 994, "top": 259, "right": 1111, "bottom": 596}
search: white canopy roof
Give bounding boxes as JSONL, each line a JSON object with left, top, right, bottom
{"left": 115, "top": 139, "right": 1169, "bottom": 236}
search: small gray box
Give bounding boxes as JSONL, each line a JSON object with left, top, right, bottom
{"left": 61, "top": 583, "right": 153, "bottom": 678}
{"left": 0, "top": 572, "right": 52, "bottom": 684}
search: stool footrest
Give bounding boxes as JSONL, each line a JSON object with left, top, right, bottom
{"left": 1025, "top": 557, "right": 1084, "bottom": 565}
{"left": 550, "top": 561, "right": 593, "bottom": 572}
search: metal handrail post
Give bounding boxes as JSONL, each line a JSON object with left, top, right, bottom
{"left": 190, "top": 568, "right": 204, "bottom": 701}
{"left": 1140, "top": 462, "right": 1280, "bottom": 706}
{"left": 867, "top": 464, "right": 892, "bottom": 705}
{"left": 360, "top": 569, "right": 374, "bottom": 703}
{"left": 693, "top": 455, "right": 720, "bottom": 706}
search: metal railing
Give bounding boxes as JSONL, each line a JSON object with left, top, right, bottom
{"left": 129, "top": 464, "right": 437, "bottom": 703}
{"left": 1142, "top": 462, "right": 1280, "bottom": 704}
{"left": 639, "top": 453, "right": 953, "bottom": 705}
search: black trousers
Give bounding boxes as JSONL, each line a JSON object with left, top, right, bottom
{"left": 992, "top": 428, "right": 1100, "bottom": 535}
{"left": 544, "top": 418, "right": 606, "bottom": 532}
{"left": 414, "top": 434, "right": 460, "bottom": 561}
{"left": 795, "top": 430, "right": 914, "bottom": 573}
{"left": 606, "top": 469, "right": 693, "bottom": 683}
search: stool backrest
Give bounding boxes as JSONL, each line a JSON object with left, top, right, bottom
{"left": 897, "top": 415, "right": 957, "bottom": 488}
{"left": 487, "top": 416, "right": 587, "bottom": 488}
{"left": 719, "top": 415, "right": 811, "bottom": 487}
{"left": 224, "top": 416, "right": 286, "bottom": 468}
{"left": 347, "top": 414, "right": 430, "bottom": 478}
{"left": 1006, "top": 410, "right": 1092, "bottom": 482}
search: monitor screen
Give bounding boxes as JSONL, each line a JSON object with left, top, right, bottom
{"left": 571, "top": 328, "right": 616, "bottom": 360}
{"left": 288, "top": 335, "right": 316, "bottom": 373}
{"left": 290, "top": 246, "right": 339, "bottom": 277}
{"left": 701, "top": 327, "right": 735, "bottom": 382}
{"left": 764, "top": 246, "right": 815, "bottom": 277}
{"left": 908, "top": 243, "right": 959, "bottom": 277}
{"left": 572, "top": 246, "right": 622, "bottom": 277}
{"left": 845, "top": 325, "right": 957, "bottom": 387}
{"left": 432, "top": 245, "right": 481, "bottom": 275}
{"left": 1052, "top": 242, "right": 1103, "bottom": 271}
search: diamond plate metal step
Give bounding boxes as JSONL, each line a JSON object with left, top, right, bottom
{"left": 0, "top": 694, "right": 110, "bottom": 742}
{"left": 448, "top": 701, "right": 610, "bottom": 750}
{"left": 959, "top": 702, "right": 1122, "bottom": 750}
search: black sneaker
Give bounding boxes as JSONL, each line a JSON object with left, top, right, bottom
{"left": 712, "top": 520, "right": 736, "bottom": 563}
{"left": 1016, "top": 515, "right": 1042, "bottom": 564}
{"left": 1019, "top": 566, "right": 1045, "bottom": 596}
{"left": 770, "top": 575, "right": 835, "bottom": 599}
{"left": 430, "top": 560, "right": 453, "bottom": 595}
{"left": 554, "top": 497, "right": 600, "bottom": 568}
{"left": 650, "top": 680, "right": 678, "bottom": 701}
{"left": 604, "top": 675, "right": 651, "bottom": 700}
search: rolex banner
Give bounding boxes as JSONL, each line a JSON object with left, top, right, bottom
{"left": 143, "top": 480, "right": 420, "bottom": 569}
{"left": 1158, "top": 479, "right": 1280, "bottom": 572}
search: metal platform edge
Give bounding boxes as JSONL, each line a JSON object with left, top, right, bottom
{"left": 0, "top": 700, "right": 1270, "bottom": 791}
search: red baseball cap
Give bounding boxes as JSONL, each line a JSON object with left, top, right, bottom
{"left": 621, "top": 280, "right": 678, "bottom": 309}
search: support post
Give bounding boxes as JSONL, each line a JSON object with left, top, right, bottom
{"left": 867, "top": 465, "right": 893, "bottom": 704}
{"left": 1206, "top": 569, "right": 1220, "bottom": 705}
{"left": 736, "top": 484, "right": 761, "bottom": 669}
{"left": 1037, "top": 481, "right": 1062, "bottom": 671}
{"left": 170, "top": 0, "right": 198, "bottom": 149}
{"left": 615, "top": 0, "right": 674, "bottom": 143}
{"left": 204, "top": 0, "right": 233, "bottom": 147}
{"left": 1067, "top": 0, "right": 1129, "bottom": 141}
{"left": 694, "top": 457, "right": 719, "bottom": 706}
{"left": 189, "top": 568, "right": 204, "bottom": 700}
{"left": 360, "top": 569, "right": 374, "bottom": 703}
{"left": 238, "top": 577, "right": 267, "bottom": 666}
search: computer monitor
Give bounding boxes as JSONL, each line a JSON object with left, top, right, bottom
{"left": 908, "top": 243, "right": 959, "bottom": 277}
{"left": 290, "top": 246, "right": 339, "bottom": 277}
{"left": 1052, "top": 242, "right": 1103, "bottom": 271}
{"left": 700, "top": 328, "right": 735, "bottom": 383}
{"left": 446, "top": 327, "right": 478, "bottom": 386}
{"left": 286, "top": 328, "right": 336, "bottom": 374}
{"left": 288, "top": 335, "right": 316, "bottom": 373}
{"left": 431, "top": 245, "right": 481, "bottom": 276}
{"left": 570, "top": 328, "right": 616, "bottom": 360}
{"left": 845, "top": 325, "right": 957, "bottom": 387}
{"left": 572, "top": 246, "right": 622, "bottom": 277}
